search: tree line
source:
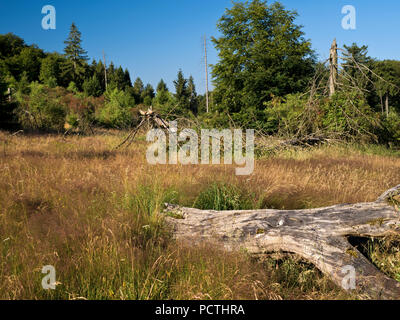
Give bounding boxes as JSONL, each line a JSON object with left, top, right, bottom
{"left": 1, "top": 0, "right": 400, "bottom": 145}
{"left": 0, "top": 22, "right": 205, "bottom": 130}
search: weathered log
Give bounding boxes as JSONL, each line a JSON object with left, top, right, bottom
{"left": 163, "top": 185, "right": 400, "bottom": 300}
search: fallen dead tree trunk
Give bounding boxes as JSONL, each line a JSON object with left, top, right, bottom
{"left": 163, "top": 185, "right": 400, "bottom": 300}
{"left": 256, "top": 135, "right": 336, "bottom": 154}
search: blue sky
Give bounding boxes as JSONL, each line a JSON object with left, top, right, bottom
{"left": 0, "top": 0, "right": 399, "bottom": 93}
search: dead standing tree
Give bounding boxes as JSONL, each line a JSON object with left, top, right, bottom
{"left": 164, "top": 185, "right": 400, "bottom": 299}
{"left": 329, "top": 38, "right": 338, "bottom": 97}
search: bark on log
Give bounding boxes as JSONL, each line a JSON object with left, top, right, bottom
{"left": 163, "top": 185, "right": 400, "bottom": 300}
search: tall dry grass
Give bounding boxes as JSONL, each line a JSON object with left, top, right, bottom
{"left": 0, "top": 130, "right": 399, "bottom": 299}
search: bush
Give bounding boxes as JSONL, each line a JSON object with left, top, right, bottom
{"left": 262, "top": 91, "right": 381, "bottom": 141}
{"left": 95, "top": 88, "right": 134, "bottom": 128}
{"left": 321, "top": 91, "right": 380, "bottom": 141}
{"left": 61, "top": 92, "right": 99, "bottom": 133}
{"left": 263, "top": 93, "right": 315, "bottom": 136}
{"left": 16, "top": 82, "right": 66, "bottom": 132}
{"left": 83, "top": 75, "right": 102, "bottom": 97}
{"left": 383, "top": 111, "right": 400, "bottom": 145}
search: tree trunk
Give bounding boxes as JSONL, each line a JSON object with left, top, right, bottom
{"left": 329, "top": 39, "right": 338, "bottom": 97}
{"left": 163, "top": 185, "right": 400, "bottom": 300}
{"left": 386, "top": 94, "right": 390, "bottom": 117}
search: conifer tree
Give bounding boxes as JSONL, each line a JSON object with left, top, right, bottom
{"left": 62, "top": 23, "right": 88, "bottom": 86}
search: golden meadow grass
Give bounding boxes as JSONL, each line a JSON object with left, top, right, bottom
{"left": 0, "top": 130, "right": 400, "bottom": 300}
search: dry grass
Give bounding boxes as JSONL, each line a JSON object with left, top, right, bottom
{"left": 0, "top": 130, "right": 399, "bottom": 300}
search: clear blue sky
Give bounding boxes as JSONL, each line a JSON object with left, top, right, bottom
{"left": 0, "top": 0, "right": 399, "bottom": 94}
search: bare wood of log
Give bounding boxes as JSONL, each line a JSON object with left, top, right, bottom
{"left": 163, "top": 185, "right": 400, "bottom": 299}
{"left": 329, "top": 39, "right": 338, "bottom": 97}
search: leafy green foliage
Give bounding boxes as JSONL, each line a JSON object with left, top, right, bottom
{"left": 16, "top": 82, "right": 66, "bottom": 131}
{"left": 321, "top": 91, "right": 380, "bottom": 140}
{"left": 39, "top": 53, "right": 63, "bottom": 87}
{"left": 212, "top": 0, "right": 315, "bottom": 121}
{"left": 83, "top": 75, "right": 102, "bottom": 97}
{"left": 263, "top": 91, "right": 381, "bottom": 141}
{"left": 382, "top": 111, "right": 400, "bottom": 144}
{"left": 95, "top": 88, "right": 134, "bottom": 128}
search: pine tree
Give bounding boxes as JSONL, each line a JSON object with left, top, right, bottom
{"left": 154, "top": 79, "right": 170, "bottom": 107}
{"left": 83, "top": 74, "right": 102, "bottom": 97}
{"left": 109, "top": 66, "right": 126, "bottom": 90}
{"left": 157, "top": 79, "right": 168, "bottom": 93}
{"left": 187, "top": 75, "right": 198, "bottom": 114}
{"left": 124, "top": 69, "right": 132, "bottom": 88}
{"left": 141, "top": 84, "right": 155, "bottom": 106}
{"left": 62, "top": 23, "right": 88, "bottom": 87}
{"left": 132, "top": 77, "right": 144, "bottom": 104}
{"left": 173, "top": 69, "right": 189, "bottom": 113}
{"left": 63, "top": 23, "right": 88, "bottom": 71}
{"left": 94, "top": 60, "right": 106, "bottom": 92}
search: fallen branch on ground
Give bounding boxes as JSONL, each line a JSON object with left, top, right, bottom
{"left": 163, "top": 185, "right": 400, "bottom": 299}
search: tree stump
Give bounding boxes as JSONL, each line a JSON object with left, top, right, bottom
{"left": 163, "top": 185, "right": 400, "bottom": 299}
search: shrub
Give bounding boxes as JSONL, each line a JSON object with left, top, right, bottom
{"left": 382, "top": 111, "right": 400, "bottom": 145}
{"left": 321, "top": 91, "right": 380, "bottom": 141}
{"left": 16, "top": 82, "right": 66, "bottom": 132}
{"left": 263, "top": 93, "right": 316, "bottom": 136}
{"left": 262, "top": 91, "right": 381, "bottom": 142}
{"left": 60, "top": 92, "right": 99, "bottom": 133}
{"left": 95, "top": 88, "right": 134, "bottom": 128}
{"left": 82, "top": 75, "right": 102, "bottom": 97}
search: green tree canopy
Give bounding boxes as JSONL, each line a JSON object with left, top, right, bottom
{"left": 0, "top": 33, "right": 26, "bottom": 58}
{"left": 373, "top": 60, "right": 400, "bottom": 114}
{"left": 83, "top": 74, "right": 102, "bottom": 97}
{"left": 211, "top": 0, "right": 315, "bottom": 119}
{"left": 40, "top": 53, "right": 63, "bottom": 87}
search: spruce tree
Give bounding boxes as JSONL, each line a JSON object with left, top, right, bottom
{"left": 62, "top": 23, "right": 88, "bottom": 86}
{"left": 132, "top": 77, "right": 144, "bottom": 104}
{"left": 173, "top": 69, "right": 189, "bottom": 114}
{"left": 187, "top": 75, "right": 198, "bottom": 114}
{"left": 64, "top": 23, "right": 88, "bottom": 70}
{"left": 156, "top": 79, "right": 168, "bottom": 93}
{"left": 124, "top": 69, "right": 132, "bottom": 88}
